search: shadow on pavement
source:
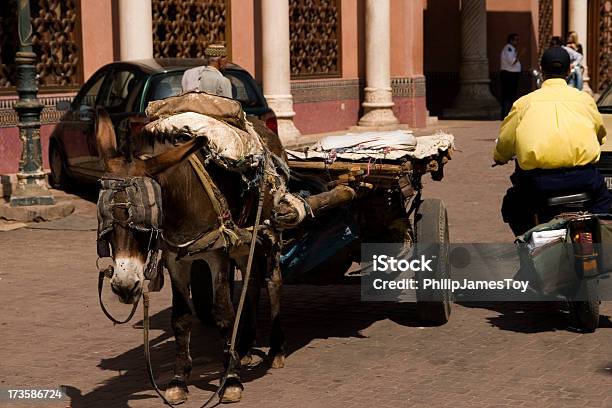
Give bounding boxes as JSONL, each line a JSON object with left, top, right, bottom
{"left": 458, "top": 301, "right": 612, "bottom": 333}
{"left": 65, "top": 284, "right": 424, "bottom": 407}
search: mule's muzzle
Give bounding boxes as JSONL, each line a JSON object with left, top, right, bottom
{"left": 111, "top": 279, "right": 142, "bottom": 304}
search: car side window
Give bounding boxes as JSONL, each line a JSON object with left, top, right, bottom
{"left": 73, "top": 72, "right": 106, "bottom": 112}
{"left": 226, "top": 72, "right": 258, "bottom": 107}
{"left": 99, "top": 69, "right": 139, "bottom": 113}
{"left": 146, "top": 74, "right": 184, "bottom": 103}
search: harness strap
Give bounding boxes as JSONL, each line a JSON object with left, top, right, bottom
{"left": 97, "top": 270, "right": 139, "bottom": 325}
{"left": 188, "top": 154, "right": 228, "bottom": 223}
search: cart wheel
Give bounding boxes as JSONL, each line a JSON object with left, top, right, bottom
{"left": 415, "top": 198, "right": 452, "bottom": 325}
{"left": 568, "top": 279, "right": 599, "bottom": 333}
{"left": 191, "top": 260, "right": 215, "bottom": 326}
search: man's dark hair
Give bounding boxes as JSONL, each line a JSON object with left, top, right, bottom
{"left": 549, "top": 36, "right": 563, "bottom": 47}
{"left": 507, "top": 33, "right": 519, "bottom": 43}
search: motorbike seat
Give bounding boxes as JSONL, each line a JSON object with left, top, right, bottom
{"left": 546, "top": 193, "right": 591, "bottom": 207}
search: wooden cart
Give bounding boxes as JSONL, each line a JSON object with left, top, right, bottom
{"left": 280, "top": 138, "right": 454, "bottom": 325}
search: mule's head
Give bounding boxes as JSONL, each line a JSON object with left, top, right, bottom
{"left": 95, "top": 108, "right": 203, "bottom": 303}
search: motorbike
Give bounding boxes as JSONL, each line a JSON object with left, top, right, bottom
{"left": 532, "top": 192, "right": 601, "bottom": 332}
{"left": 494, "top": 159, "right": 602, "bottom": 332}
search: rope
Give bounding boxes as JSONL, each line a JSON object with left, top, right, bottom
{"left": 143, "top": 289, "right": 179, "bottom": 407}
{"left": 198, "top": 168, "right": 266, "bottom": 408}
{"left": 142, "top": 161, "right": 268, "bottom": 408}
{"left": 97, "top": 267, "right": 139, "bottom": 325}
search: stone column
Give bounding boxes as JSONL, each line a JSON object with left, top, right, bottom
{"left": 569, "top": 0, "right": 592, "bottom": 93}
{"left": 118, "top": 0, "right": 153, "bottom": 60}
{"left": 444, "top": 0, "right": 499, "bottom": 119}
{"left": 261, "top": 0, "right": 301, "bottom": 144}
{"left": 358, "top": 0, "right": 399, "bottom": 127}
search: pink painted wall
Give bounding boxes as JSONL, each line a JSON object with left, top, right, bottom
{"left": 80, "top": 0, "right": 116, "bottom": 81}
{"left": 231, "top": 0, "right": 255, "bottom": 75}
{"left": 340, "top": 0, "right": 360, "bottom": 80}
{"left": 553, "top": 0, "right": 563, "bottom": 36}
{"left": 0, "top": 125, "right": 55, "bottom": 174}
{"left": 393, "top": 96, "right": 427, "bottom": 128}
{"left": 293, "top": 99, "right": 360, "bottom": 135}
{"left": 391, "top": 0, "right": 424, "bottom": 77}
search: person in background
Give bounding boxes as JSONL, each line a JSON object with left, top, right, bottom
{"left": 181, "top": 44, "right": 232, "bottom": 98}
{"left": 550, "top": 36, "right": 583, "bottom": 90}
{"left": 495, "top": 47, "right": 609, "bottom": 236}
{"left": 566, "top": 31, "right": 583, "bottom": 55}
{"left": 500, "top": 33, "right": 522, "bottom": 119}
{"left": 197, "top": 44, "right": 232, "bottom": 98}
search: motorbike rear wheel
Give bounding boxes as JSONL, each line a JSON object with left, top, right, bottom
{"left": 568, "top": 278, "right": 599, "bottom": 333}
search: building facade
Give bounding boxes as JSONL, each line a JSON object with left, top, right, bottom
{"left": 0, "top": 0, "right": 611, "bottom": 174}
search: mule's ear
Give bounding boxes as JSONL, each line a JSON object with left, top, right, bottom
{"left": 144, "top": 137, "right": 205, "bottom": 176}
{"left": 96, "top": 107, "right": 119, "bottom": 170}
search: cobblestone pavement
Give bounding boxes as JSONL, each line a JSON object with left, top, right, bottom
{"left": 1, "top": 121, "right": 611, "bottom": 408}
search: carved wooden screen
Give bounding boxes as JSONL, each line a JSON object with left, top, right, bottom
{"left": 0, "top": 0, "right": 82, "bottom": 93}
{"left": 289, "top": 0, "right": 341, "bottom": 79}
{"left": 588, "top": 0, "right": 612, "bottom": 93}
{"left": 538, "top": 0, "right": 553, "bottom": 60}
{"left": 152, "top": 0, "right": 230, "bottom": 58}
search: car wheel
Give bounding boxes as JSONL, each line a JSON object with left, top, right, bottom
{"left": 49, "top": 143, "right": 71, "bottom": 189}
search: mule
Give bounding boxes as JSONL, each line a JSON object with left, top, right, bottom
{"left": 95, "top": 108, "right": 286, "bottom": 404}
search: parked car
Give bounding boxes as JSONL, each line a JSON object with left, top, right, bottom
{"left": 596, "top": 86, "right": 612, "bottom": 191}
{"left": 49, "top": 58, "right": 277, "bottom": 188}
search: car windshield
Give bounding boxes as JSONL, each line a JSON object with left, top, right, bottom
{"left": 598, "top": 87, "right": 612, "bottom": 108}
{"left": 147, "top": 70, "right": 261, "bottom": 108}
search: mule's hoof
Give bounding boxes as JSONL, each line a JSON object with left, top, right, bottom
{"left": 164, "top": 386, "right": 188, "bottom": 405}
{"left": 270, "top": 353, "right": 286, "bottom": 369}
{"left": 220, "top": 384, "right": 242, "bottom": 403}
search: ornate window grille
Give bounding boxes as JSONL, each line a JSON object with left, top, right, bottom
{"left": 538, "top": 0, "right": 553, "bottom": 60}
{"left": 152, "top": 0, "right": 230, "bottom": 59}
{"left": 591, "top": 0, "right": 612, "bottom": 92}
{"left": 0, "top": 0, "right": 82, "bottom": 94}
{"left": 289, "top": 0, "right": 341, "bottom": 79}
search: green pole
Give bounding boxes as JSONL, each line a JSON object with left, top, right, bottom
{"left": 9, "top": 0, "right": 54, "bottom": 206}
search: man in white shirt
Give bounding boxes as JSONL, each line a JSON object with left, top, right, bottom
{"left": 181, "top": 44, "right": 233, "bottom": 98}
{"left": 500, "top": 33, "right": 522, "bottom": 119}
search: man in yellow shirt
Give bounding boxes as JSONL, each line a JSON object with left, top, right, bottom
{"left": 495, "top": 47, "right": 611, "bottom": 235}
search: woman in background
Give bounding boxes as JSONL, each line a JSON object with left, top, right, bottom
{"left": 566, "top": 31, "right": 583, "bottom": 55}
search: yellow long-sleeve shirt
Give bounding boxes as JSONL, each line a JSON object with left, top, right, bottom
{"left": 494, "top": 78, "right": 607, "bottom": 170}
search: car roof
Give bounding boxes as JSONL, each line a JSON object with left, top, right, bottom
{"left": 110, "top": 58, "right": 247, "bottom": 75}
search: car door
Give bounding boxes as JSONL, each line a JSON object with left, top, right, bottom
{"left": 61, "top": 68, "right": 110, "bottom": 177}
{"left": 94, "top": 67, "right": 146, "bottom": 164}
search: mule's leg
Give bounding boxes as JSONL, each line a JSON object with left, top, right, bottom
{"left": 267, "top": 249, "right": 286, "bottom": 369}
{"left": 164, "top": 256, "right": 193, "bottom": 404}
{"left": 206, "top": 251, "right": 244, "bottom": 403}
{"left": 232, "top": 256, "right": 261, "bottom": 367}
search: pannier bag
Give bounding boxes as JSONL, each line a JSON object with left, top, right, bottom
{"left": 597, "top": 215, "right": 612, "bottom": 272}
{"left": 516, "top": 218, "right": 578, "bottom": 295}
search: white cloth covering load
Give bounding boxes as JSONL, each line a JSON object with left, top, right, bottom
{"left": 144, "top": 111, "right": 264, "bottom": 166}
{"left": 286, "top": 130, "right": 454, "bottom": 162}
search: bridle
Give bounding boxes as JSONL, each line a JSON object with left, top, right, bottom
{"left": 96, "top": 176, "right": 164, "bottom": 325}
